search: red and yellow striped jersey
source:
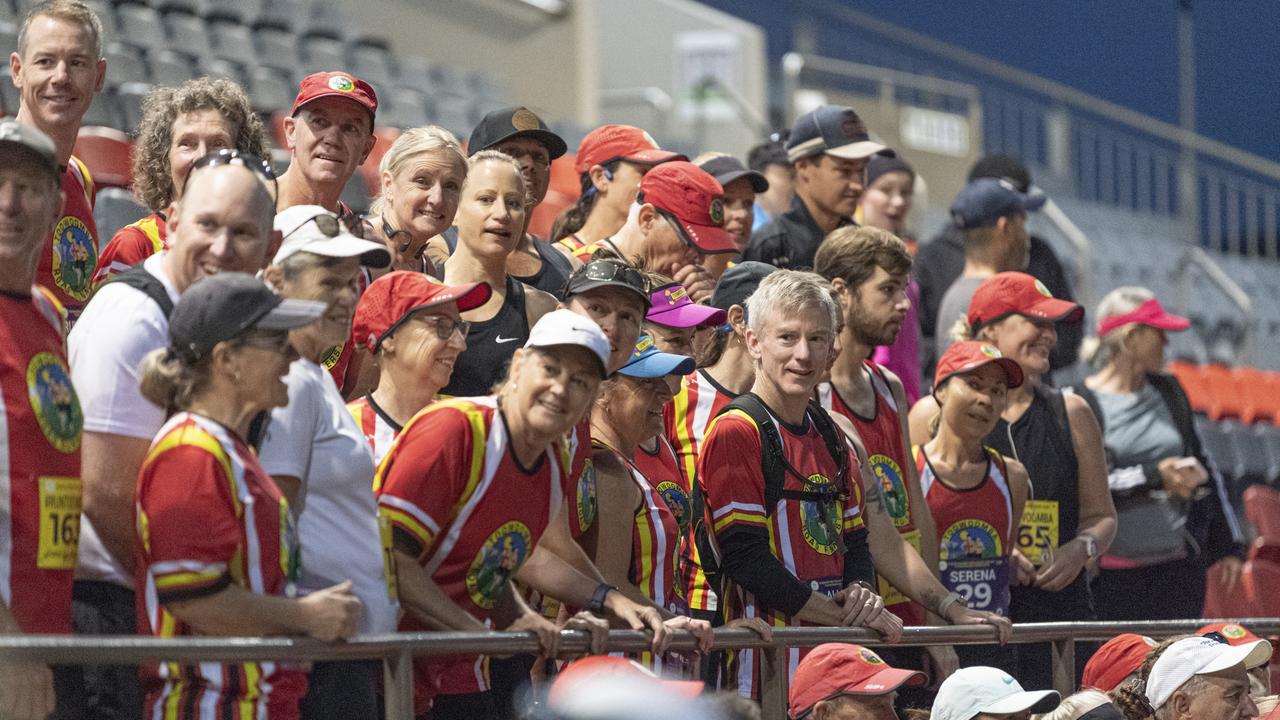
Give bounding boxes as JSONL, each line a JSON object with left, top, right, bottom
{"left": 39, "top": 157, "right": 97, "bottom": 322}
{"left": 136, "top": 412, "right": 304, "bottom": 720}
{"left": 92, "top": 212, "right": 167, "bottom": 287}
{"left": 347, "top": 395, "right": 399, "bottom": 468}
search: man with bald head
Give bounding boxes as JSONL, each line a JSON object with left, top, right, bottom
{"left": 67, "top": 155, "right": 277, "bottom": 719}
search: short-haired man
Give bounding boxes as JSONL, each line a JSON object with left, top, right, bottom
{"left": 10, "top": 0, "right": 107, "bottom": 321}
{"left": 571, "top": 161, "right": 735, "bottom": 303}
{"left": 1145, "top": 636, "right": 1270, "bottom": 720}
{"left": 932, "top": 177, "right": 1044, "bottom": 366}
{"left": 788, "top": 644, "right": 926, "bottom": 720}
{"left": 746, "top": 105, "right": 887, "bottom": 270}
{"left": 0, "top": 120, "right": 85, "bottom": 720}
{"left": 916, "top": 154, "right": 1080, "bottom": 379}
{"left": 276, "top": 71, "right": 378, "bottom": 226}
{"left": 747, "top": 137, "right": 794, "bottom": 232}
{"left": 68, "top": 155, "right": 277, "bottom": 719}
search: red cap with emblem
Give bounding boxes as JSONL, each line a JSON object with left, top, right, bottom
{"left": 352, "top": 271, "right": 490, "bottom": 352}
{"left": 291, "top": 71, "right": 379, "bottom": 124}
{"left": 574, "top": 124, "right": 685, "bottom": 175}
{"left": 967, "top": 271, "right": 1084, "bottom": 330}
{"left": 934, "top": 340, "right": 1025, "bottom": 390}
{"left": 637, "top": 160, "right": 736, "bottom": 254}
{"left": 789, "top": 644, "right": 926, "bottom": 719}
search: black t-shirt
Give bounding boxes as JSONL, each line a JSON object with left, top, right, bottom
{"left": 745, "top": 194, "right": 852, "bottom": 270}
{"left": 440, "top": 275, "right": 529, "bottom": 397}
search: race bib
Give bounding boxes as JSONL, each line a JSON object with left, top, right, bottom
{"left": 877, "top": 529, "right": 922, "bottom": 607}
{"left": 939, "top": 518, "right": 1010, "bottom": 616}
{"left": 378, "top": 510, "right": 399, "bottom": 601}
{"left": 37, "top": 476, "right": 81, "bottom": 569}
{"left": 807, "top": 576, "right": 844, "bottom": 599}
{"left": 1016, "top": 499, "right": 1060, "bottom": 567}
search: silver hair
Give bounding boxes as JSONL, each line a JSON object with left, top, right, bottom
{"left": 745, "top": 269, "right": 839, "bottom": 335}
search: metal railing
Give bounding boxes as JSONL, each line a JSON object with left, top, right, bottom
{"left": 4, "top": 619, "right": 1278, "bottom": 719}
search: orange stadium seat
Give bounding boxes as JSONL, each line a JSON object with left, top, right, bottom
{"left": 1244, "top": 485, "right": 1280, "bottom": 540}
{"left": 357, "top": 127, "right": 401, "bottom": 198}
{"left": 1236, "top": 367, "right": 1279, "bottom": 424}
{"left": 1168, "top": 360, "right": 1210, "bottom": 413}
{"left": 73, "top": 126, "right": 133, "bottom": 189}
{"left": 1202, "top": 559, "right": 1255, "bottom": 617}
{"left": 1202, "top": 363, "right": 1245, "bottom": 420}
{"left": 1241, "top": 559, "right": 1280, "bottom": 616}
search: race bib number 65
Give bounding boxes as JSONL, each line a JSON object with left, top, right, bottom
{"left": 1017, "top": 499, "right": 1060, "bottom": 566}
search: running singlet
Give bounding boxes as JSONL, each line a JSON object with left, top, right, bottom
{"left": 92, "top": 213, "right": 167, "bottom": 287}
{"left": 347, "top": 394, "right": 401, "bottom": 468}
{"left": 564, "top": 417, "right": 596, "bottom": 539}
{"left": 816, "top": 361, "right": 924, "bottom": 625}
{"left": 623, "top": 439, "right": 683, "bottom": 610}
{"left": 0, "top": 288, "right": 81, "bottom": 634}
{"left": 917, "top": 446, "right": 1014, "bottom": 616}
{"left": 514, "top": 238, "right": 574, "bottom": 299}
{"left": 634, "top": 435, "right": 697, "bottom": 612}
{"left": 699, "top": 406, "right": 865, "bottom": 696}
{"left": 440, "top": 276, "right": 529, "bottom": 397}
{"left": 375, "top": 396, "right": 567, "bottom": 712}
{"left": 137, "top": 412, "right": 304, "bottom": 720}
{"left": 554, "top": 233, "right": 589, "bottom": 255}
{"left": 40, "top": 157, "right": 98, "bottom": 322}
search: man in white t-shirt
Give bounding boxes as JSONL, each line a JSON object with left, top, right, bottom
{"left": 256, "top": 205, "right": 394, "bottom": 718}
{"left": 68, "top": 154, "right": 277, "bottom": 718}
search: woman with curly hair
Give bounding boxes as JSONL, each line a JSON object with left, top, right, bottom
{"left": 91, "top": 77, "right": 267, "bottom": 286}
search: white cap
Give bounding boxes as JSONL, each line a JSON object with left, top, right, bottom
{"left": 524, "top": 309, "right": 610, "bottom": 378}
{"left": 272, "top": 205, "right": 391, "bottom": 268}
{"left": 1146, "top": 636, "right": 1273, "bottom": 709}
{"left": 932, "top": 666, "right": 1060, "bottom": 720}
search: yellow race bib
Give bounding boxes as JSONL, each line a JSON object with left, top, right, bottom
{"left": 1017, "top": 499, "right": 1060, "bottom": 566}
{"left": 877, "top": 529, "right": 922, "bottom": 606}
{"left": 37, "top": 476, "right": 81, "bottom": 569}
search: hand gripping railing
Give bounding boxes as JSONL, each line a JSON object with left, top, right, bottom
{"left": 3, "top": 618, "right": 1277, "bottom": 719}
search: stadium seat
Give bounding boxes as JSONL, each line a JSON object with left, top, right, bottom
{"left": 250, "top": 0, "right": 300, "bottom": 31}
{"left": 151, "top": 0, "right": 200, "bottom": 13}
{"left": 200, "top": 56, "right": 247, "bottom": 86}
{"left": 1202, "top": 363, "right": 1245, "bottom": 421}
{"left": 247, "top": 65, "right": 295, "bottom": 115}
{"left": 1196, "top": 415, "right": 1239, "bottom": 482}
{"left": 0, "top": 0, "right": 16, "bottom": 23}
{"left": 1244, "top": 485, "right": 1280, "bottom": 539}
{"left": 1231, "top": 425, "right": 1271, "bottom": 488}
{"left": 1168, "top": 360, "right": 1210, "bottom": 413}
{"left": 105, "top": 42, "right": 149, "bottom": 85}
{"left": 380, "top": 88, "right": 428, "bottom": 131}
{"left": 1255, "top": 424, "right": 1280, "bottom": 485}
{"left": 81, "top": 88, "right": 120, "bottom": 131}
{"left": 116, "top": 4, "right": 166, "bottom": 45}
{"left": 1237, "top": 368, "right": 1279, "bottom": 424}
{"left": 349, "top": 37, "right": 395, "bottom": 89}
{"left": 200, "top": 0, "right": 253, "bottom": 24}
{"left": 1202, "top": 558, "right": 1255, "bottom": 617}
{"left": 253, "top": 27, "right": 303, "bottom": 76}
{"left": 356, "top": 126, "right": 399, "bottom": 194}
{"left": 395, "top": 55, "right": 434, "bottom": 96}
{"left": 300, "top": 36, "right": 347, "bottom": 74}
{"left": 115, "top": 81, "right": 150, "bottom": 133}
{"left": 209, "top": 19, "right": 256, "bottom": 63}
{"left": 1248, "top": 537, "right": 1280, "bottom": 566}
{"left": 339, "top": 171, "right": 370, "bottom": 215}
{"left": 82, "top": 0, "right": 117, "bottom": 38}
{"left": 73, "top": 126, "right": 132, "bottom": 188}
{"left": 94, "top": 187, "right": 149, "bottom": 242}
{"left": 0, "top": 70, "right": 20, "bottom": 118}
{"left": 1241, "top": 559, "right": 1280, "bottom": 616}
{"left": 161, "top": 10, "right": 213, "bottom": 59}
{"left": 428, "top": 92, "right": 475, "bottom": 138}
{"left": 147, "top": 48, "right": 196, "bottom": 87}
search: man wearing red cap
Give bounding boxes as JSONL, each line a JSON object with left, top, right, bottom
{"left": 277, "top": 71, "right": 379, "bottom": 227}
{"left": 789, "top": 644, "right": 926, "bottom": 720}
{"left": 567, "top": 160, "right": 734, "bottom": 302}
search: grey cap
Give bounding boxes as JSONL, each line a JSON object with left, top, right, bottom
{"left": 0, "top": 120, "right": 58, "bottom": 179}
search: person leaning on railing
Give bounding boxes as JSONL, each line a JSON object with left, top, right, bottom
{"left": 134, "top": 273, "right": 363, "bottom": 720}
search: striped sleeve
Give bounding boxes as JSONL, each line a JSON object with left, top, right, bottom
{"left": 699, "top": 410, "right": 770, "bottom": 535}
{"left": 842, "top": 438, "right": 866, "bottom": 532}
{"left": 92, "top": 221, "right": 161, "bottom": 287}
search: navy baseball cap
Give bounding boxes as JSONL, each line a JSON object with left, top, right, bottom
{"left": 950, "top": 177, "right": 1046, "bottom": 230}
{"left": 710, "top": 261, "right": 776, "bottom": 311}
{"left": 786, "top": 105, "right": 891, "bottom": 163}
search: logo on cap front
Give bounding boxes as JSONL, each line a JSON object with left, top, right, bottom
{"left": 1222, "top": 625, "right": 1247, "bottom": 639}
{"left": 664, "top": 286, "right": 687, "bottom": 305}
{"left": 859, "top": 648, "right": 884, "bottom": 665}
{"left": 1034, "top": 279, "right": 1052, "bottom": 297}
{"left": 641, "top": 130, "right": 660, "bottom": 149}
{"left": 328, "top": 75, "right": 355, "bottom": 93}
{"left": 511, "top": 108, "right": 541, "bottom": 131}
{"left": 840, "top": 112, "right": 867, "bottom": 139}
{"left": 980, "top": 344, "right": 1002, "bottom": 358}
{"left": 633, "top": 335, "right": 655, "bottom": 357}
{"left": 708, "top": 197, "right": 725, "bottom": 226}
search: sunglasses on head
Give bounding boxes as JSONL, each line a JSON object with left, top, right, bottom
{"left": 573, "top": 259, "right": 649, "bottom": 294}
{"left": 286, "top": 211, "right": 343, "bottom": 240}
{"left": 184, "top": 149, "right": 278, "bottom": 198}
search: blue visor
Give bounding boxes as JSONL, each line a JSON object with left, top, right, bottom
{"left": 618, "top": 334, "right": 696, "bottom": 378}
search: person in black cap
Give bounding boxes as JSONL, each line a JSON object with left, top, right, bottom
{"left": 693, "top": 152, "right": 769, "bottom": 280}
{"left": 747, "top": 137, "right": 794, "bottom": 232}
{"left": 432, "top": 107, "right": 577, "bottom": 298}
{"left": 916, "top": 154, "right": 1082, "bottom": 383}
{"left": 745, "top": 105, "right": 889, "bottom": 270}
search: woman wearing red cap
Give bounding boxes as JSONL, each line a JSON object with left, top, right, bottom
{"left": 917, "top": 341, "right": 1030, "bottom": 673}
{"left": 908, "top": 271, "right": 1116, "bottom": 689}
{"left": 1076, "top": 287, "right": 1245, "bottom": 622}
{"left": 550, "top": 124, "right": 684, "bottom": 255}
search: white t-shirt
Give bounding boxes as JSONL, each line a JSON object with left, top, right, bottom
{"left": 69, "top": 253, "right": 179, "bottom": 587}
{"left": 258, "top": 358, "right": 400, "bottom": 635}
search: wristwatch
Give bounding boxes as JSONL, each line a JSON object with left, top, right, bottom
{"left": 1078, "top": 533, "right": 1099, "bottom": 561}
{"left": 588, "top": 583, "right": 617, "bottom": 617}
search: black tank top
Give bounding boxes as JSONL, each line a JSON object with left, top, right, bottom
{"left": 987, "top": 385, "right": 1092, "bottom": 615}
{"left": 441, "top": 275, "right": 529, "bottom": 397}
{"left": 443, "top": 229, "right": 572, "bottom": 299}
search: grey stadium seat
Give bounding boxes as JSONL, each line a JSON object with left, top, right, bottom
{"left": 1196, "top": 415, "right": 1240, "bottom": 484}
{"left": 254, "top": 27, "right": 303, "bottom": 75}
{"left": 95, "top": 188, "right": 149, "bottom": 240}
{"left": 247, "top": 65, "right": 295, "bottom": 114}
{"left": 209, "top": 19, "right": 255, "bottom": 63}
{"left": 300, "top": 36, "right": 347, "bottom": 74}
{"left": 81, "top": 87, "right": 120, "bottom": 130}
{"left": 200, "top": 56, "right": 247, "bottom": 86}
{"left": 105, "top": 42, "right": 149, "bottom": 85}
{"left": 115, "top": 81, "right": 151, "bottom": 134}
{"left": 349, "top": 38, "right": 395, "bottom": 89}
{"left": 147, "top": 48, "right": 196, "bottom": 87}
{"left": 1253, "top": 424, "right": 1280, "bottom": 486}
{"left": 380, "top": 88, "right": 428, "bottom": 130}
{"left": 161, "top": 10, "right": 213, "bottom": 59}
{"left": 116, "top": 4, "right": 165, "bottom": 45}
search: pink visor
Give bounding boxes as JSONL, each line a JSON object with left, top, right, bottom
{"left": 1096, "top": 298, "right": 1190, "bottom": 337}
{"left": 646, "top": 283, "right": 726, "bottom": 328}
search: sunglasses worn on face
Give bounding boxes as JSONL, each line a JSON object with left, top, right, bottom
{"left": 184, "top": 149, "right": 279, "bottom": 198}
{"left": 238, "top": 331, "right": 294, "bottom": 355}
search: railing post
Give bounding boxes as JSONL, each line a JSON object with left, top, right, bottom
{"left": 385, "top": 648, "right": 414, "bottom": 720}
{"left": 1051, "top": 637, "right": 1075, "bottom": 697}
{"left": 759, "top": 644, "right": 787, "bottom": 719}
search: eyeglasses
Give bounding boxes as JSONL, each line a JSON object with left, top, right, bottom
{"left": 237, "top": 331, "right": 294, "bottom": 355}
{"left": 415, "top": 314, "right": 470, "bottom": 340}
{"left": 184, "top": 149, "right": 278, "bottom": 198}
{"left": 571, "top": 259, "right": 649, "bottom": 295}
{"left": 655, "top": 208, "right": 697, "bottom": 251}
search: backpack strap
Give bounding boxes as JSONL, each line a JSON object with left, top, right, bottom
{"left": 807, "top": 398, "right": 851, "bottom": 489}
{"left": 109, "top": 263, "right": 174, "bottom": 318}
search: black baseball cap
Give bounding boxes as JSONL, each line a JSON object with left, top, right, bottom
{"left": 563, "top": 258, "right": 651, "bottom": 310}
{"left": 0, "top": 119, "right": 57, "bottom": 181}
{"left": 950, "top": 178, "right": 1046, "bottom": 230}
{"left": 696, "top": 155, "right": 769, "bottom": 193}
{"left": 168, "top": 273, "right": 326, "bottom": 362}
{"left": 710, "top": 261, "right": 776, "bottom": 311}
{"left": 786, "top": 104, "right": 892, "bottom": 163}
{"left": 468, "top": 106, "right": 567, "bottom": 159}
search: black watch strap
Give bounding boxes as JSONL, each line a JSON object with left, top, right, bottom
{"left": 589, "top": 583, "right": 616, "bottom": 616}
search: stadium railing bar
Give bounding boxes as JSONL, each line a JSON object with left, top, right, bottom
{"left": 3, "top": 619, "right": 1279, "bottom": 718}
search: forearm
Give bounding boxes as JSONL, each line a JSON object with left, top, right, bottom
{"left": 842, "top": 528, "right": 876, "bottom": 588}
{"left": 542, "top": 507, "right": 607, "bottom": 584}
{"left": 865, "top": 513, "right": 947, "bottom": 616}
{"left": 83, "top": 431, "right": 151, "bottom": 572}
{"left": 717, "top": 528, "right": 812, "bottom": 617}
{"left": 165, "top": 585, "right": 309, "bottom": 637}
{"left": 395, "top": 550, "right": 487, "bottom": 632}
{"left": 517, "top": 543, "right": 605, "bottom": 609}
{"left": 795, "top": 591, "right": 849, "bottom": 626}
{"left": 0, "top": 601, "right": 21, "bottom": 634}
{"left": 1076, "top": 513, "right": 1117, "bottom": 554}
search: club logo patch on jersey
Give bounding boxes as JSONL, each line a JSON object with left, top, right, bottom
{"left": 576, "top": 459, "right": 597, "bottom": 531}
{"left": 466, "top": 521, "right": 532, "bottom": 609}
{"left": 940, "top": 519, "right": 1003, "bottom": 562}
{"left": 868, "top": 453, "right": 909, "bottom": 527}
{"left": 27, "top": 352, "right": 81, "bottom": 453}
{"left": 321, "top": 343, "right": 343, "bottom": 370}
{"left": 656, "top": 480, "right": 691, "bottom": 532}
{"left": 328, "top": 75, "right": 356, "bottom": 93}
{"left": 799, "top": 473, "right": 843, "bottom": 555}
{"left": 51, "top": 216, "right": 96, "bottom": 301}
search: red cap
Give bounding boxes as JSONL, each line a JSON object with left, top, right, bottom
{"left": 1082, "top": 633, "right": 1157, "bottom": 692}
{"left": 291, "top": 71, "right": 379, "bottom": 123}
{"left": 638, "top": 160, "right": 736, "bottom": 254}
{"left": 967, "top": 271, "right": 1084, "bottom": 329}
{"left": 1199, "top": 622, "right": 1268, "bottom": 648}
{"left": 934, "top": 340, "right": 1025, "bottom": 390}
{"left": 1097, "top": 297, "right": 1191, "bottom": 337}
{"left": 574, "top": 124, "right": 684, "bottom": 175}
{"left": 351, "top": 271, "right": 490, "bottom": 352}
{"left": 789, "top": 644, "right": 926, "bottom": 718}
{"left": 547, "top": 656, "right": 703, "bottom": 708}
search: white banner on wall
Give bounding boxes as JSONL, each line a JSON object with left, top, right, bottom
{"left": 900, "top": 106, "right": 971, "bottom": 157}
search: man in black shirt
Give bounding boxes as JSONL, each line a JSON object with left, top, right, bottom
{"left": 746, "top": 105, "right": 889, "bottom": 270}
